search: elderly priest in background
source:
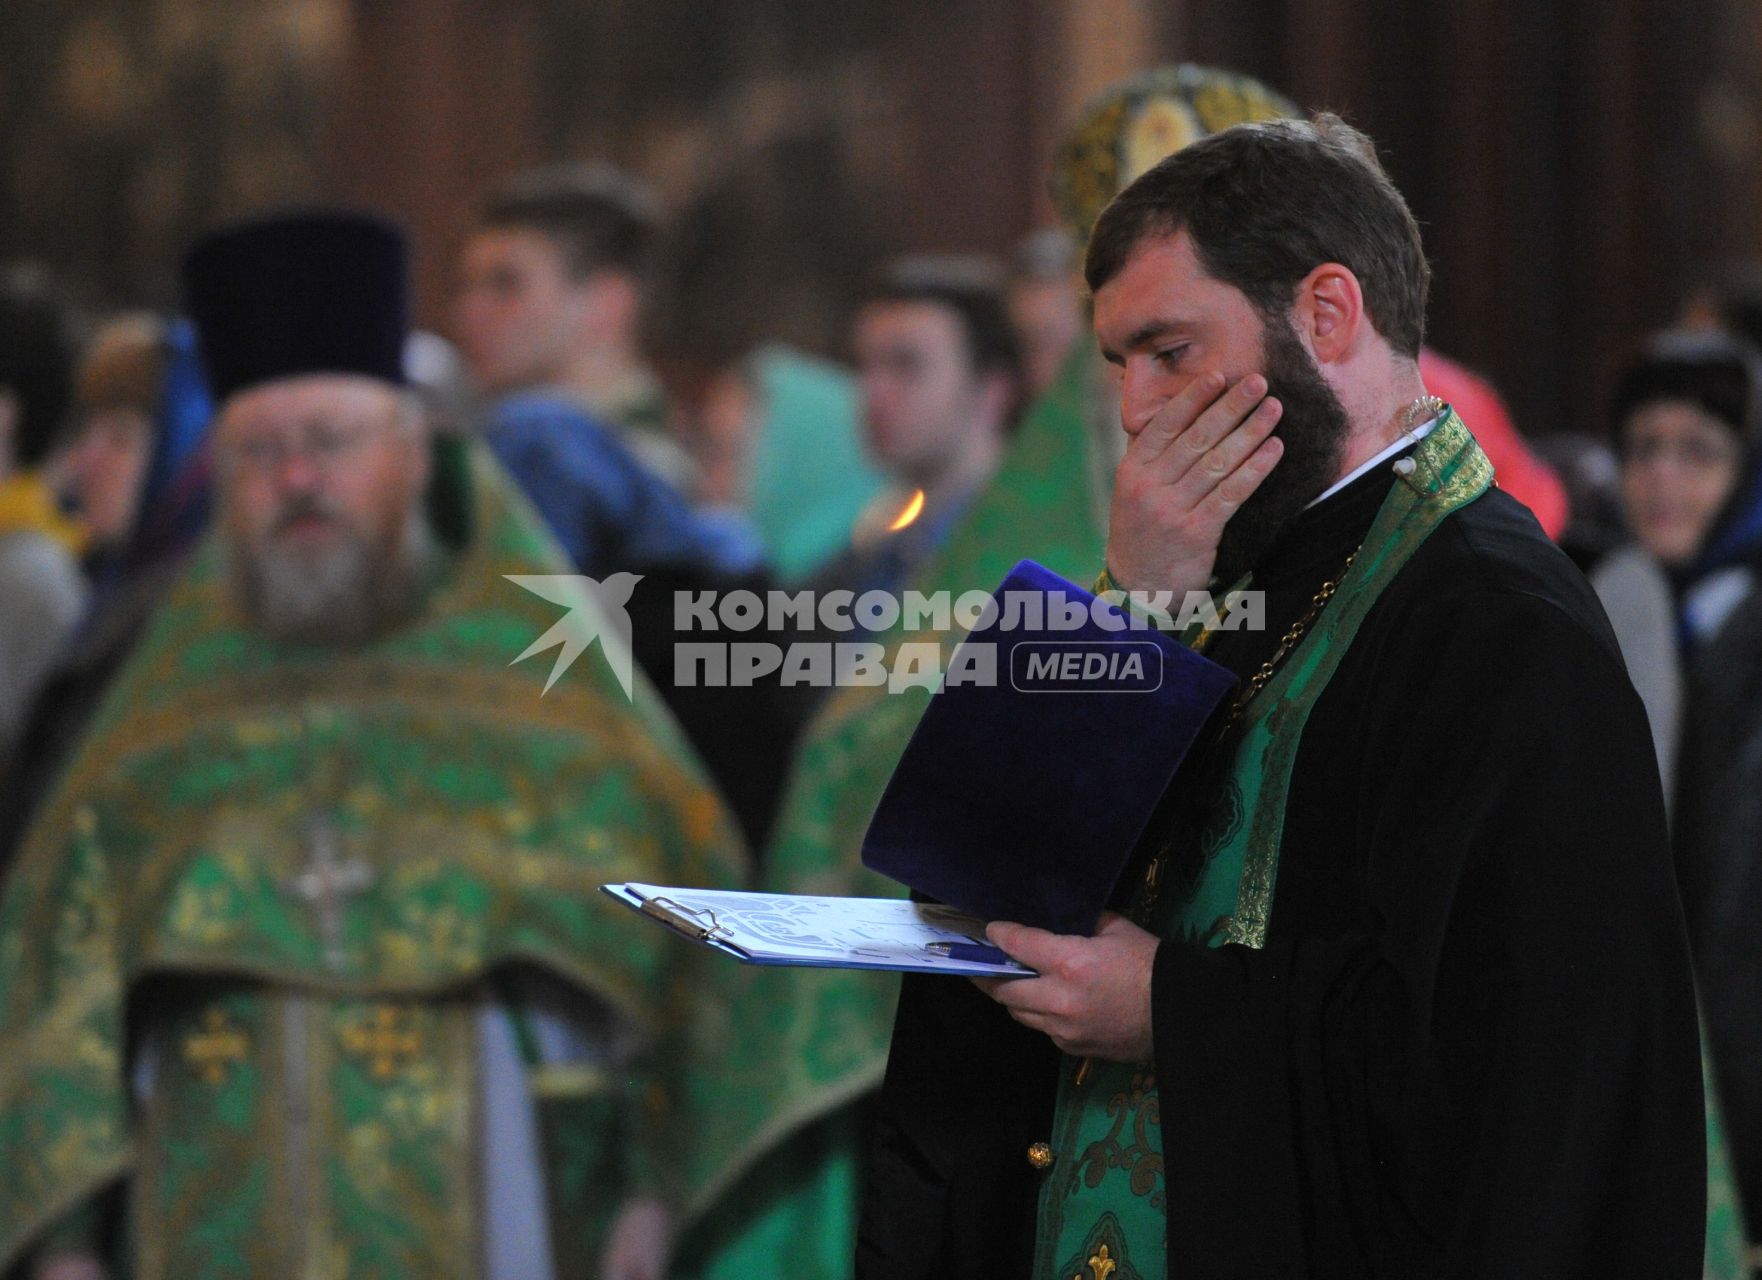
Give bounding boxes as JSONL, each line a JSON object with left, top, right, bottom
{"left": 0, "top": 210, "right": 745, "bottom": 1280}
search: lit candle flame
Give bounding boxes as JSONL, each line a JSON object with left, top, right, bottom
{"left": 886, "top": 489, "right": 926, "bottom": 533}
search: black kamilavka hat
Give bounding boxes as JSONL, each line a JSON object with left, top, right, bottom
{"left": 183, "top": 209, "right": 408, "bottom": 402}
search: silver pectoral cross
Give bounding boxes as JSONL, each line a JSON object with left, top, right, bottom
{"left": 289, "top": 813, "right": 375, "bottom": 970}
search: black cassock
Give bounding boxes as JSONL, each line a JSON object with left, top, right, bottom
{"left": 859, "top": 459, "right": 1707, "bottom": 1279}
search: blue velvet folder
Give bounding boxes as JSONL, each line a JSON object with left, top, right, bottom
{"left": 860, "top": 560, "right": 1238, "bottom": 936}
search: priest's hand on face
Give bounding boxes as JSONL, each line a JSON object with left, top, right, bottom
{"left": 972, "top": 911, "right": 1158, "bottom": 1061}
{"left": 1106, "top": 371, "right": 1283, "bottom": 598}
{"left": 601, "top": 1196, "right": 672, "bottom": 1280}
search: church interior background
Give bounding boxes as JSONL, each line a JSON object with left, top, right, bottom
{"left": 3, "top": 0, "right": 1762, "bottom": 439}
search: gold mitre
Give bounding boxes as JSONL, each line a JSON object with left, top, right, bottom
{"left": 1052, "top": 64, "right": 1300, "bottom": 245}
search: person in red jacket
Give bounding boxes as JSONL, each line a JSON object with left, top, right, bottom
{"left": 1419, "top": 347, "right": 1570, "bottom": 539}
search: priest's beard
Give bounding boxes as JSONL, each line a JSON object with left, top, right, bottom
{"left": 1211, "top": 314, "right": 1353, "bottom": 586}
{"left": 231, "top": 496, "right": 435, "bottom": 647}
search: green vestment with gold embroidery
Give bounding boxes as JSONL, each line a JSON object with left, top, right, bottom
{"left": 0, "top": 450, "right": 748, "bottom": 1278}
{"left": 675, "top": 346, "right": 1115, "bottom": 1279}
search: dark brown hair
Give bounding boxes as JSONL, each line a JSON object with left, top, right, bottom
{"left": 1084, "top": 114, "right": 1430, "bottom": 357}
{"left": 865, "top": 255, "right": 1027, "bottom": 426}
{"left": 479, "top": 164, "right": 661, "bottom": 281}
{"left": 866, "top": 256, "right": 1024, "bottom": 383}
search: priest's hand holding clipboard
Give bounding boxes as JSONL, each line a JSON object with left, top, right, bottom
{"left": 605, "top": 560, "right": 1236, "bottom": 1036}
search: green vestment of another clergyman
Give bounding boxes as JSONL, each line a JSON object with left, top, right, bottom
{"left": 0, "top": 449, "right": 748, "bottom": 1279}
{"left": 674, "top": 346, "right": 1114, "bottom": 1279}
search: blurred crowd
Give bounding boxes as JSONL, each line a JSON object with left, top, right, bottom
{"left": 4, "top": 60, "right": 1762, "bottom": 1280}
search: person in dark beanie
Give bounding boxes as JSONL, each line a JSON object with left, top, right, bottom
{"left": 1591, "top": 330, "right": 1762, "bottom": 802}
{"left": 1638, "top": 331, "right": 1762, "bottom": 1252}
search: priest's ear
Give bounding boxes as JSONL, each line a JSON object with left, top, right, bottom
{"left": 1291, "top": 262, "right": 1365, "bottom": 366}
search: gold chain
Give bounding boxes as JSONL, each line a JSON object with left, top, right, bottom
{"left": 1220, "top": 544, "right": 1359, "bottom": 731}
{"left": 1203, "top": 391, "right": 1436, "bottom": 732}
{"left": 1079, "top": 538, "right": 1366, "bottom": 1090}
{"left": 1132, "top": 540, "right": 1360, "bottom": 934}
{"left": 1402, "top": 394, "right": 1445, "bottom": 434}
{"left": 1088, "top": 424, "right": 1430, "bottom": 1088}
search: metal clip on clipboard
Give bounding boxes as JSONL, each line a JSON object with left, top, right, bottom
{"left": 638, "top": 896, "right": 730, "bottom": 944}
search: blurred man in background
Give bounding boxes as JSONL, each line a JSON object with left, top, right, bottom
{"left": 453, "top": 164, "right": 797, "bottom": 847}
{"left": 450, "top": 165, "right": 761, "bottom": 578}
{"left": 455, "top": 163, "right": 693, "bottom": 488}
{"left": 0, "top": 210, "right": 745, "bottom": 1280}
{"left": 816, "top": 256, "right": 1024, "bottom": 605}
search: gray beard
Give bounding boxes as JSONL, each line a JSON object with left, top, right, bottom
{"left": 231, "top": 508, "right": 435, "bottom": 647}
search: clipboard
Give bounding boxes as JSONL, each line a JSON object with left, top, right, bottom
{"left": 602, "top": 883, "right": 1035, "bottom": 977}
